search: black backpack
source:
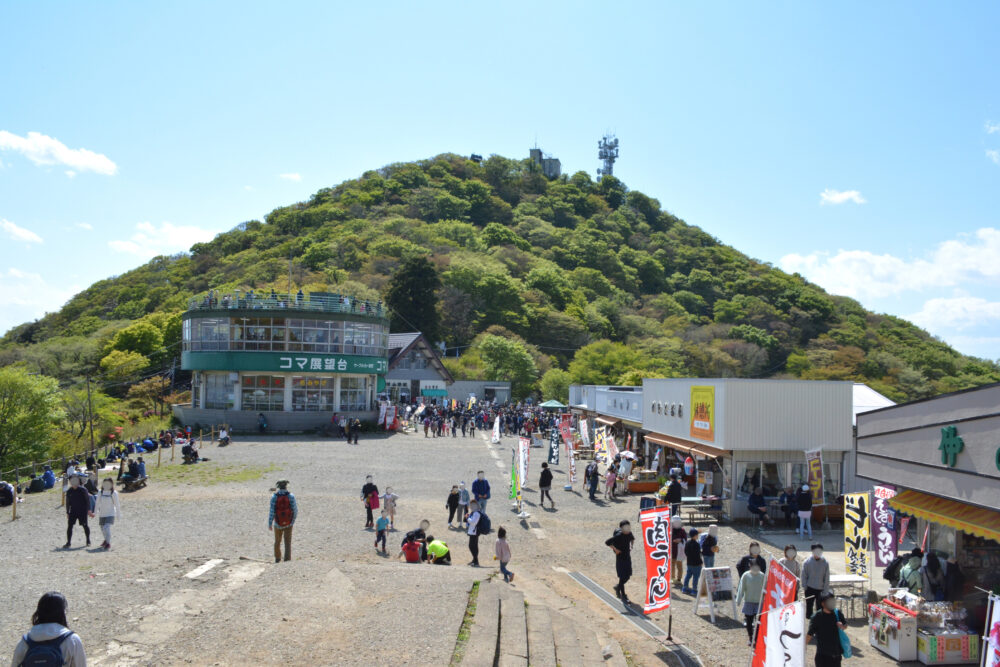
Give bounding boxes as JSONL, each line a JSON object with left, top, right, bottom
{"left": 883, "top": 554, "right": 906, "bottom": 583}
{"left": 20, "top": 631, "right": 72, "bottom": 667}
{"left": 476, "top": 511, "right": 492, "bottom": 535}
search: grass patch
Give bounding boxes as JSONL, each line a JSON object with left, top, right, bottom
{"left": 450, "top": 580, "right": 480, "bottom": 666}
{"left": 151, "top": 461, "right": 278, "bottom": 486}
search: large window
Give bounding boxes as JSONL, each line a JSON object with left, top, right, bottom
{"left": 789, "top": 462, "right": 842, "bottom": 504}
{"left": 736, "top": 462, "right": 784, "bottom": 498}
{"left": 184, "top": 316, "right": 386, "bottom": 356}
{"left": 339, "top": 376, "right": 368, "bottom": 411}
{"left": 291, "top": 377, "right": 335, "bottom": 411}
{"left": 203, "top": 372, "right": 232, "bottom": 409}
{"left": 241, "top": 375, "right": 285, "bottom": 411}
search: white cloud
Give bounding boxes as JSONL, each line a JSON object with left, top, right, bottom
{"left": 780, "top": 227, "right": 1000, "bottom": 299}
{"left": 278, "top": 173, "right": 301, "bottom": 182}
{"left": 75, "top": 222, "right": 93, "bottom": 231}
{"left": 108, "top": 221, "right": 217, "bottom": 258}
{"left": 987, "top": 150, "right": 1000, "bottom": 165}
{"left": 0, "top": 218, "right": 43, "bottom": 243}
{"left": 65, "top": 170, "right": 76, "bottom": 178}
{"left": 986, "top": 121, "right": 1000, "bottom": 134}
{"left": 243, "top": 185, "right": 253, "bottom": 191}
{"left": 0, "top": 268, "right": 80, "bottom": 335}
{"left": 0, "top": 130, "right": 117, "bottom": 175}
{"left": 910, "top": 297, "right": 1000, "bottom": 330}
{"left": 820, "top": 189, "right": 866, "bottom": 205}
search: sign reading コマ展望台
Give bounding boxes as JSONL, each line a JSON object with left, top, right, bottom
{"left": 182, "top": 351, "right": 388, "bottom": 374}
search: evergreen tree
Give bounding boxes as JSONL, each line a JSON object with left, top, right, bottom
{"left": 384, "top": 256, "right": 442, "bottom": 342}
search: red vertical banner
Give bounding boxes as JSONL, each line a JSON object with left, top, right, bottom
{"left": 559, "top": 414, "right": 573, "bottom": 452}
{"left": 752, "top": 558, "right": 799, "bottom": 667}
{"left": 640, "top": 505, "right": 672, "bottom": 615}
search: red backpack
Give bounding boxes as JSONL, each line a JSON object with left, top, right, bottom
{"left": 274, "top": 493, "right": 294, "bottom": 527}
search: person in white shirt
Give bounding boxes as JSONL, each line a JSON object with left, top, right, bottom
{"left": 93, "top": 478, "right": 123, "bottom": 550}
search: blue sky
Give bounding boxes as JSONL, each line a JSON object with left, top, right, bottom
{"left": 2, "top": 2, "right": 999, "bottom": 360}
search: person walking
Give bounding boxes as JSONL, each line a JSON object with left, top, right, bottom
{"left": 801, "top": 543, "right": 831, "bottom": 618}
{"left": 701, "top": 524, "right": 719, "bottom": 568}
{"left": 466, "top": 500, "right": 482, "bottom": 567}
{"left": 736, "top": 541, "right": 767, "bottom": 578}
{"left": 779, "top": 544, "right": 802, "bottom": 598}
{"left": 63, "top": 475, "right": 91, "bottom": 549}
{"left": 736, "top": 559, "right": 766, "bottom": 646}
{"left": 471, "top": 471, "right": 490, "bottom": 513}
{"left": 538, "top": 462, "right": 554, "bottom": 509}
{"left": 604, "top": 464, "right": 617, "bottom": 500}
{"left": 382, "top": 487, "right": 398, "bottom": 529}
{"left": 796, "top": 483, "right": 814, "bottom": 538}
{"left": 495, "top": 526, "right": 514, "bottom": 583}
{"left": 351, "top": 418, "right": 361, "bottom": 444}
{"left": 268, "top": 479, "right": 297, "bottom": 563}
{"left": 457, "top": 481, "right": 471, "bottom": 527}
{"left": 605, "top": 520, "right": 635, "bottom": 604}
{"left": 586, "top": 461, "right": 600, "bottom": 500}
{"left": 361, "top": 475, "right": 379, "bottom": 528}
{"left": 10, "top": 592, "right": 87, "bottom": 666}
{"left": 807, "top": 591, "right": 848, "bottom": 667}
{"left": 666, "top": 474, "right": 683, "bottom": 516}
{"left": 446, "top": 485, "right": 461, "bottom": 528}
{"left": 93, "top": 478, "right": 122, "bottom": 550}
{"left": 683, "top": 528, "right": 704, "bottom": 595}
{"left": 671, "top": 515, "right": 686, "bottom": 586}
{"left": 375, "top": 510, "right": 390, "bottom": 554}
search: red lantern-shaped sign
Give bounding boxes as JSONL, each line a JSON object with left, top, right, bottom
{"left": 684, "top": 456, "right": 695, "bottom": 476}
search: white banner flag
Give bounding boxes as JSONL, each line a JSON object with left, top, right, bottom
{"left": 378, "top": 402, "right": 387, "bottom": 428}
{"left": 763, "top": 601, "right": 806, "bottom": 667}
{"left": 986, "top": 594, "right": 1000, "bottom": 667}
{"left": 491, "top": 415, "right": 501, "bottom": 443}
{"left": 580, "top": 419, "right": 591, "bottom": 449}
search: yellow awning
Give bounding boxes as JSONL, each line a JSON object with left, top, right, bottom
{"left": 889, "top": 489, "right": 1000, "bottom": 544}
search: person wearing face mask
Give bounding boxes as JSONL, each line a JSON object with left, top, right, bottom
{"left": 795, "top": 483, "right": 813, "bottom": 538}
{"left": 801, "top": 543, "right": 830, "bottom": 617}
{"left": 63, "top": 476, "right": 92, "bottom": 549}
{"left": 605, "top": 520, "right": 635, "bottom": 604}
{"left": 471, "top": 471, "right": 490, "bottom": 513}
{"left": 736, "top": 542, "right": 767, "bottom": 578}
{"left": 779, "top": 544, "right": 800, "bottom": 598}
{"left": 381, "top": 487, "right": 399, "bottom": 529}
{"left": 93, "top": 478, "right": 122, "bottom": 550}
{"left": 700, "top": 524, "right": 719, "bottom": 568}
{"left": 898, "top": 548, "right": 923, "bottom": 595}
{"left": 806, "top": 591, "right": 847, "bottom": 667}
{"left": 361, "top": 475, "right": 379, "bottom": 528}
{"left": 736, "top": 560, "right": 766, "bottom": 645}
{"left": 671, "top": 515, "right": 687, "bottom": 586}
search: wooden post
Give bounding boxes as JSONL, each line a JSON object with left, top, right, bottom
{"left": 157, "top": 443, "right": 162, "bottom": 469}
{"left": 199, "top": 429, "right": 203, "bottom": 449}
{"left": 171, "top": 440, "right": 175, "bottom": 462}
{"left": 211, "top": 425, "right": 215, "bottom": 445}
{"left": 12, "top": 469, "right": 18, "bottom": 520}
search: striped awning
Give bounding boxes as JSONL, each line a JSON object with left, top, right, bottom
{"left": 889, "top": 489, "right": 1000, "bottom": 544}
{"left": 643, "top": 432, "right": 728, "bottom": 460}
{"left": 595, "top": 416, "right": 620, "bottom": 427}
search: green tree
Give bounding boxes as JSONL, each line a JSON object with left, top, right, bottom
{"left": 478, "top": 335, "right": 538, "bottom": 400}
{"left": 384, "top": 256, "right": 442, "bottom": 342}
{"left": 99, "top": 350, "right": 150, "bottom": 383}
{"left": 0, "top": 366, "right": 61, "bottom": 471}
{"left": 568, "top": 340, "right": 643, "bottom": 385}
{"left": 539, "top": 368, "right": 571, "bottom": 403}
{"left": 106, "top": 321, "right": 164, "bottom": 358}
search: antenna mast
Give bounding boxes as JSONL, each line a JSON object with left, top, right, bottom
{"left": 597, "top": 133, "right": 619, "bottom": 181}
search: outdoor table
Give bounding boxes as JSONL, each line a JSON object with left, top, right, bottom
{"left": 830, "top": 573, "right": 870, "bottom": 618}
{"left": 681, "top": 496, "right": 719, "bottom": 504}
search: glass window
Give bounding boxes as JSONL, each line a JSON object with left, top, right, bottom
{"left": 291, "top": 376, "right": 336, "bottom": 411}
{"left": 329, "top": 321, "right": 343, "bottom": 354}
{"left": 241, "top": 375, "right": 285, "bottom": 411}
{"left": 287, "top": 318, "right": 304, "bottom": 352}
{"left": 182, "top": 319, "right": 192, "bottom": 351}
{"left": 736, "top": 462, "right": 783, "bottom": 498}
{"left": 789, "top": 462, "right": 842, "bottom": 504}
{"left": 204, "top": 372, "right": 231, "bottom": 409}
{"left": 339, "top": 376, "right": 367, "bottom": 411}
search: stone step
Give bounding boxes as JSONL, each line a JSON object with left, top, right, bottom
{"left": 498, "top": 583, "right": 528, "bottom": 667}
{"left": 525, "top": 604, "right": 557, "bottom": 667}
{"left": 462, "top": 580, "right": 500, "bottom": 666}
{"left": 549, "top": 607, "right": 626, "bottom": 667}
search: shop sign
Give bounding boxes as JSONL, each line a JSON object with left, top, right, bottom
{"left": 843, "top": 492, "right": 871, "bottom": 577}
{"left": 640, "top": 505, "right": 672, "bottom": 615}
{"left": 804, "top": 449, "right": 824, "bottom": 506}
{"left": 938, "top": 425, "right": 964, "bottom": 467}
{"left": 872, "top": 485, "right": 897, "bottom": 568}
{"left": 183, "top": 350, "right": 387, "bottom": 374}
{"left": 689, "top": 385, "right": 715, "bottom": 442}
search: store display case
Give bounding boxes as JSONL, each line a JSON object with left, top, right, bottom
{"left": 869, "top": 597, "right": 918, "bottom": 661}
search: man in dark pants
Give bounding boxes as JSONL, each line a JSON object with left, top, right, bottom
{"left": 605, "top": 519, "right": 635, "bottom": 604}
{"left": 361, "top": 475, "right": 378, "bottom": 528}
{"left": 466, "top": 501, "right": 482, "bottom": 566}
{"left": 800, "top": 543, "right": 831, "bottom": 618}
{"left": 807, "top": 591, "right": 847, "bottom": 667}
{"left": 666, "top": 474, "right": 683, "bottom": 516}
{"left": 586, "top": 461, "right": 599, "bottom": 500}
{"left": 64, "top": 475, "right": 92, "bottom": 548}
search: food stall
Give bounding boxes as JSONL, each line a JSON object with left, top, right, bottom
{"left": 870, "top": 590, "right": 980, "bottom": 664}
{"left": 869, "top": 595, "right": 919, "bottom": 661}
{"left": 627, "top": 469, "right": 659, "bottom": 493}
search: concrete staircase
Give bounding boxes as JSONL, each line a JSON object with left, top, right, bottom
{"left": 462, "top": 579, "right": 628, "bottom": 667}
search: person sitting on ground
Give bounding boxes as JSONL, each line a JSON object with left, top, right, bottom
{"left": 398, "top": 519, "right": 430, "bottom": 561}
{"left": 26, "top": 474, "right": 46, "bottom": 494}
{"left": 425, "top": 536, "right": 451, "bottom": 564}
{"left": 10, "top": 592, "right": 87, "bottom": 667}
{"left": 747, "top": 487, "right": 773, "bottom": 526}
{"left": 42, "top": 466, "right": 56, "bottom": 489}
{"left": 0, "top": 480, "right": 17, "bottom": 507}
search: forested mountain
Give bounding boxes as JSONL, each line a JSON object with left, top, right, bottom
{"left": 3, "top": 153, "right": 998, "bottom": 404}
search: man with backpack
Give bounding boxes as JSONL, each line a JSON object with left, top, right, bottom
{"left": 466, "top": 500, "right": 490, "bottom": 567}
{"left": 268, "top": 479, "right": 297, "bottom": 563}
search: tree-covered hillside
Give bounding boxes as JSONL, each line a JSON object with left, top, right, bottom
{"left": 3, "top": 153, "right": 998, "bottom": 404}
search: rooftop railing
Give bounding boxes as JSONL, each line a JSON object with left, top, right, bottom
{"left": 187, "top": 291, "right": 388, "bottom": 319}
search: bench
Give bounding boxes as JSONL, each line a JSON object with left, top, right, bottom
{"left": 687, "top": 505, "right": 725, "bottom": 524}
{"left": 119, "top": 476, "right": 148, "bottom": 492}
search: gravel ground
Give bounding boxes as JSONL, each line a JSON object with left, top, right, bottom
{"left": 0, "top": 430, "right": 903, "bottom": 667}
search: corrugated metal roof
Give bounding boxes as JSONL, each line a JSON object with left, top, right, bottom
{"left": 388, "top": 332, "right": 421, "bottom": 351}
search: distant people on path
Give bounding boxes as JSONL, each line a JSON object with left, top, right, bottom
{"left": 807, "top": 591, "right": 848, "bottom": 667}
{"left": 10, "top": 592, "right": 87, "bottom": 667}
{"left": 471, "top": 472, "right": 490, "bottom": 513}
{"left": 605, "top": 519, "right": 635, "bottom": 604}
{"left": 375, "top": 510, "right": 390, "bottom": 554}
{"left": 801, "top": 543, "right": 831, "bottom": 617}
{"left": 796, "top": 484, "right": 814, "bottom": 538}
{"left": 701, "top": 524, "right": 719, "bottom": 568}
{"left": 361, "top": 476, "right": 379, "bottom": 528}
{"left": 538, "top": 462, "right": 554, "bottom": 509}
{"left": 495, "top": 526, "right": 514, "bottom": 582}
{"left": 779, "top": 544, "right": 801, "bottom": 598}
{"left": 268, "top": 479, "right": 297, "bottom": 563}
{"left": 446, "top": 485, "right": 461, "bottom": 528}
{"left": 63, "top": 476, "right": 91, "bottom": 549}
{"left": 93, "top": 478, "right": 122, "bottom": 550}
{"left": 747, "top": 487, "right": 773, "bottom": 526}
{"left": 683, "top": 528, "right": 703, "bottom": 595}
{"left": 466, "top": 501, "right": 482, "bottom": 567}
{"left": 426, "top": 536, "right": 451, "bottom": 564}
{"left": 736, "top": 558, "right": 766, "bottom": 646}
{"left": 381, "top": 487, "right": 398, "bottom": 529}
{"left": 736, "top": 541, "right": 767, "bottom": 578}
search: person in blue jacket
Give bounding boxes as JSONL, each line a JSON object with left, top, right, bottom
{"left": 747, "top": 487, "right": 773, "bottom": 526}
{"left": 42, "top": 466, "right": 57, "bottom": 489}
{"left": 471, "top": 471, "right": 490, "bottom": 513}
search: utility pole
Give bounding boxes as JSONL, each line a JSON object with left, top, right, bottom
{"left": 86, "top": 375, "right": 96, "bottom": 458}
{"left": 288, "top": 247, "right": 294, "bottom": 303}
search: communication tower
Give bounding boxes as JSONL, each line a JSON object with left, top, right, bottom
{"left": 597, "top": 133, "right": 619, "bottom": 181}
